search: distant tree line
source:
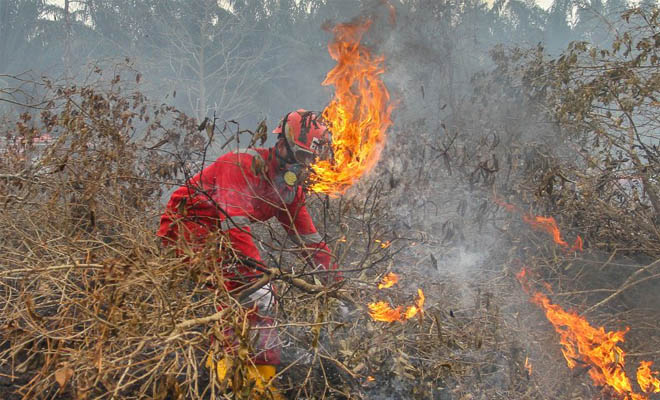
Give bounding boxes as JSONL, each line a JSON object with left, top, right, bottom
{"left": 0, "top": 0, "right": 644, "bottom": 126}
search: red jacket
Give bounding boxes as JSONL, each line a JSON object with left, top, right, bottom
{"left": 158, "top": 148, "right": 332, "bottom": 282}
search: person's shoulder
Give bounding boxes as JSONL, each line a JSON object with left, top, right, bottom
{"left": 213, "top": 148, "right": 269, "bottom": 180}
{"left": 214, "top": 148, "right": 267, "bottom": 164}
{"left": 232, "top": 148, "right": 268, "bottom": 162}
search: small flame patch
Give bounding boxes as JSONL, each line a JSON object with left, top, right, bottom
{"left": 368, "top": 274, "right": 424, "bottom": 323}
{"left": 378, "top": 272, "right": 399, "bottom": 289}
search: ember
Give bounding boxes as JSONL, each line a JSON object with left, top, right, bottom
{"left": 310, "top": 20, "right": 393, "bottom": 195}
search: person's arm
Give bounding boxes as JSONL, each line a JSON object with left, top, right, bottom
{"left": 275, "top": 191, "right": 340, "bottom": 281}
{"left": 157, "top": 162, "right": 220, "bottom": 243}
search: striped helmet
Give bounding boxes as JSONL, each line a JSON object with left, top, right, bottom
{"left": 273, "top": 109, "right": 332, "bottom": 164}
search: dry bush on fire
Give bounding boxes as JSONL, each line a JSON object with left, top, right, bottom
{"left": 360, "top": 9, "right": 660, "bottom": 399}
{"left": 486, "top": 7, "right": 660, "bottom": 257}
{"left": 446, "top": 7, "right": 660, "bottom": 398}
{"left": 3, "top": 10, "right": 660, "bottom": 399}
{"left": 0, "top": 70, "right": 499, "bottom": 400}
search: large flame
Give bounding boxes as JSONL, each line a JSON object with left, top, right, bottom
{"left": 310, "top": 20, "right": 393, "bottom": 195}
{"left": 517, "top": 268, "right": 660, "bottom": 399}
{"left": 499, "top": 197, "right": 658, "bottom": 398}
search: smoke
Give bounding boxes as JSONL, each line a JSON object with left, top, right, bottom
{"left": 3, "top": 1, "right": 658, "bottom": 399}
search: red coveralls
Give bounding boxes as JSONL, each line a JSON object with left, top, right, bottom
{"left": 157, "top": 148, "right": 332, "bottom": 365}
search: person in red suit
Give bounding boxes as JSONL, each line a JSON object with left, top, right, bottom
{"left": 157, "top": 109, "right": 339, "bottom": 394}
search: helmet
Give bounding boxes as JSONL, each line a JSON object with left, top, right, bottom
{"left": 273, "top": 109, "right": 332, "bottom": 164}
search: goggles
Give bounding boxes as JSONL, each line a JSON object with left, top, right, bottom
{"left": 292, "top": 146, "right": 316, "bottom": 165}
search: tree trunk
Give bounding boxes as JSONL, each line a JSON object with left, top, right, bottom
{"left": 64, "top": 0, "right": 72, "bottom": 79}
{"left": 198, "top": 20, "right": 206, "bottom": 121}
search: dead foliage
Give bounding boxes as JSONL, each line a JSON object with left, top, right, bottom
{"left": 3, "top": 9, "right": 660, "bottom": 397}
{"left": 0, "top": 71, "right": 521, "bottom": 400}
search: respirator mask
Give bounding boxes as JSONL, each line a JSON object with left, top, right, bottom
{"left": 272, "top": 110, "right": 331, "bottom": 203}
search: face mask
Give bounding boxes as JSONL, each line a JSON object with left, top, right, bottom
{"left": 275, "top": 163, "right": 305, "bottom": 204}
{"left": 282, "top": 163, "right": 304, "bottom": 187}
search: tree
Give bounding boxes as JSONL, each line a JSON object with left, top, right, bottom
{"left": 0, "top": 0, "right": 46, "bottom": 74}
{"left": 506, "top": 6, "right": 660, "bottom": 253}
{"left": 144, "top": 1, "right": 273, "bottom": 121}
{"left": 545, "top": 0, "right": 576, "bottom": 52}
{"left": 574, "top": 0, "right": 613, "bottom": 48}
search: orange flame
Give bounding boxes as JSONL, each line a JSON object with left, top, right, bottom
{"left": 368, "top": 302, "right": 402, "bottom": 322}
{"left": 403, "top": 289, "right": 425, "bottom": 319}
{"left": 378, "top": 272, "right": 399, "bottom": 289}
{"left": 495, "top": 197, "right": 583, "bottom": 252}
{"left": 310, "top": 20, "right": 393, "bottom": 195}
{"left": 368, "top": 289, "right": 425, "bottom": 323}
{"left": 524, "top": 357, "right": 533, "bottom": 376}
{"left": 522, "top": 215, "right": 583, "bottom": 251}
{"left": 637, "top": 361, "right": 660, "bottom": 393}
{"left": 517, "top": 268, "right": 659, "bottom": 399}
{"left": 375, "top": 239, "right": 391, "bottom": 248}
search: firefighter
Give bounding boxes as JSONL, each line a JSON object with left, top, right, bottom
{"left": 157, "top": 109, "right": 339, "bottom": 396}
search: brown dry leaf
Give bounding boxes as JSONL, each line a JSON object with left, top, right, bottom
{"left": 251, "top": 155, "right": 267, "bottom": 177}
{"left": 55, "top": 365, "right": 74, "bottom": 388}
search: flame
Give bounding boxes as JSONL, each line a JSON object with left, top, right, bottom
{"left": 378, "top": 272, "right": 399, "bottom": 289}
{"left": 375, "top": 239, "right": 391, "bottom": 249}
{"left": 532, "top": 291, "right": 633, "bottom": 393}
{"left": 403, "top": 289, "right": 425, "bottom": 319}
{"left": 504, "top": 197, "right": 658, "bottom": 398}
{"left": 517, "top": 268, "right": 660, "bottom": 399}
{"left": 310, "top": 20, "right": 393, "bottom": 195}
{"left": 368, "top": 302, "right": 402, "bottom": 322}
{"left": 516, "top": 268, "right": 529, "bottom": 292}
{"left": 637, "top": 361, "right": 660, "bottom": 393}
{"left": 368, "top": 289, "right": 425, "bottom": 323}
{"left": 495, "top": 197, "right": 583, "bottom": 252}
{"left": 524, "top": 357, "right": 533, "bottom": 376}
{"left": 522, "top": 215, "right": 583, "bottom": 251}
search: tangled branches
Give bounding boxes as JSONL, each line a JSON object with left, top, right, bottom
{"left": 0, "top": 73, "right": 413, "bottom": 399}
